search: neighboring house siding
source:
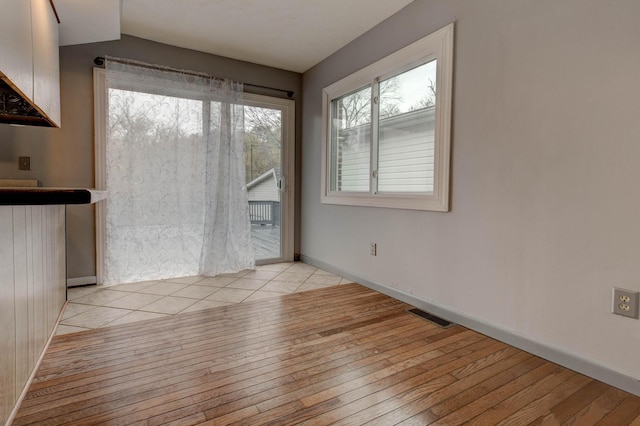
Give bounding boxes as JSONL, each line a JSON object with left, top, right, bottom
{"left": 339, "top": 140, "right": 370, "bottom": 192}
{"left": 248, "top": 177, "right": 279, "bottom": 201}
{"left": 339, "top": 107, "right": 435, "bottom": 193}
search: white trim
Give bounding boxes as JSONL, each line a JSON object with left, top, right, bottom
{"left": 321, "top": 23, "right": 453, "bottom": 212}
{"left": 93, "top": 68, "right": 107, "bottom": 285}
{"left": 243, "top": 93, "right": 296, "bottom": 263}
{"left": 66, "top": 276, "right": 97, "bottom": 287}
{"left": 300, "top": 255, "right": 640, "bottom": 398}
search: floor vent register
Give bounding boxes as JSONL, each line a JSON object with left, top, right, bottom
{"left": 407, "top": 308, "right": 455, "bottom": 328}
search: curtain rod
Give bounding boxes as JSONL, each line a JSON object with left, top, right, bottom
{"left": 93, "top": 57, "right": 294, "bottom": 99}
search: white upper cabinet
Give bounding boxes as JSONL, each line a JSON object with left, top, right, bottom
{"left": 32, "top": 0, "right": 61, "bottom": 126}
{"left": 0, "top": 0, "right": 34, "bottom": 101}
{"left": 0, "top": 0, "right": 61, "bottom": 127}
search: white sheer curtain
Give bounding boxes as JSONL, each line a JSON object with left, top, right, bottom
{"left": 103, "top": 57, "right": 254, "bottom": 285}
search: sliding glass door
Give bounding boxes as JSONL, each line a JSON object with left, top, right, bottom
{"left": 243, "top": 94, "right": 295, "bottom": 263}
{"left": 94, "top": 67, "right": 295, "bottom": 284}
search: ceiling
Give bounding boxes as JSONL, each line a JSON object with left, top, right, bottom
{"left": 55, "top": 0, "right": 414, "bottom": 73}
{"left": 55, "top": 0, "right": 122, "bottom": 46}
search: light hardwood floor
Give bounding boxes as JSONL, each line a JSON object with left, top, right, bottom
{"left": 13, "top": 284, "right": 640, "bottom": 425}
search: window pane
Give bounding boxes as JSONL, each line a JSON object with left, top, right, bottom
{"left": 330, "top": 86, "right": 371, "bottom": 192}
{"left": 377, "top": 60, "right": 437, "bottom": 193}
{"left": 244, "top": 104, "right": 282, "bottom": 260}
{"left": 105, "top": 88, "right": 206, "bottom": 282}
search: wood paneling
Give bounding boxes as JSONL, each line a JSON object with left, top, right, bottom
{"left": 0, "top": 207, "right": 17, "bottom": 424}
{"left": 13, "top": 283, "right": 640, "bottom": 425}
{"left": 13, "top": 207, "right": 30, "bottom": 404}
{"left": 0, "top": 205, "right": 66, "bottom": 425}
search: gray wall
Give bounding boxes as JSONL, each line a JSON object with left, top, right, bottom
{"left": 0, "top": 35, "right": 302, "bottom": 279}
{"left": 301, "top": 0, "right": 640, "bottom": 385}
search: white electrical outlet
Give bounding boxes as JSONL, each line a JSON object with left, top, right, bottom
{"left": 612, "top": 287, "right": 639, "bottom": 319}
{"left": 370, "top": 242, "right": 377, "bottom": 256}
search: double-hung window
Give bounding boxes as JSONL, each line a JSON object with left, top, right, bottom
{"left": 321, "top": 23, "right": 453, "bottom": 211}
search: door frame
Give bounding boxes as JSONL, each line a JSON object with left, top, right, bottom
{"left": 243, "top": 93, "right": 296, "bottom": 265}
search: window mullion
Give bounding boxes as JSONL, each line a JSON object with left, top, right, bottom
{"left": 371, "top": 79, "right": 380, "bottom": 195}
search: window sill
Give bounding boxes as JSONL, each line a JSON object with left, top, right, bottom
{"left": 321, "top": 192, "right": 449, "bottom": 212}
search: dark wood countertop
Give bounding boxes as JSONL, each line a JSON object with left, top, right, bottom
{"left": 0, "top": 188, "right": 107, "bottom": 205}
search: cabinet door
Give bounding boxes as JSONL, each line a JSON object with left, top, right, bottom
{"left": 31, "top": 0, "right": 61, "bottom": 126}
{"left": 0, "top": 0, "right": 34, "bottom": 101}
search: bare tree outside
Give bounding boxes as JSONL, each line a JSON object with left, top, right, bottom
{"left": 108, "top": 90, "right": 203, "bottom": 146}
{"left": 335, "top": 66, "right": 436, "bottom": 132}
{"left": 109, "top": 92, "right": 283, "bottom": 186}
{"left": 411, "top": 78, "right": 437, "bottom": 110}
{"left": 244, "top": 105, "right": 281, "bottom": 183}
{"left": 107, "top": 89, "right": 205, "bottom": 215}
{"left": 334, "top": 78, "right": 403, "bottom": 130}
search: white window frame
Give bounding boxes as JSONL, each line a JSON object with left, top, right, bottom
{"left": 321, "top": 23, "right": 454, "bottom": 212}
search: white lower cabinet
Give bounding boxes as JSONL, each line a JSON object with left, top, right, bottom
{"left": 0, "top": 205, "right": 66, "bottom": 425}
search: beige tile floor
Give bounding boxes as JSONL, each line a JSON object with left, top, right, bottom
{"left": 57, "top": 262, "right": 352, "bottom": 335}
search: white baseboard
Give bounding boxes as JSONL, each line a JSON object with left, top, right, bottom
{"left": 66, "top": 276, "right": 97, "bottom": 287}
{"left": 300, "top": 255, "right": 640, "bottom": 397}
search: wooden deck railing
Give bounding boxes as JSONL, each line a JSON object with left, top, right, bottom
{"left": 248, "top": 200, "right": 280, "bottom": 226}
